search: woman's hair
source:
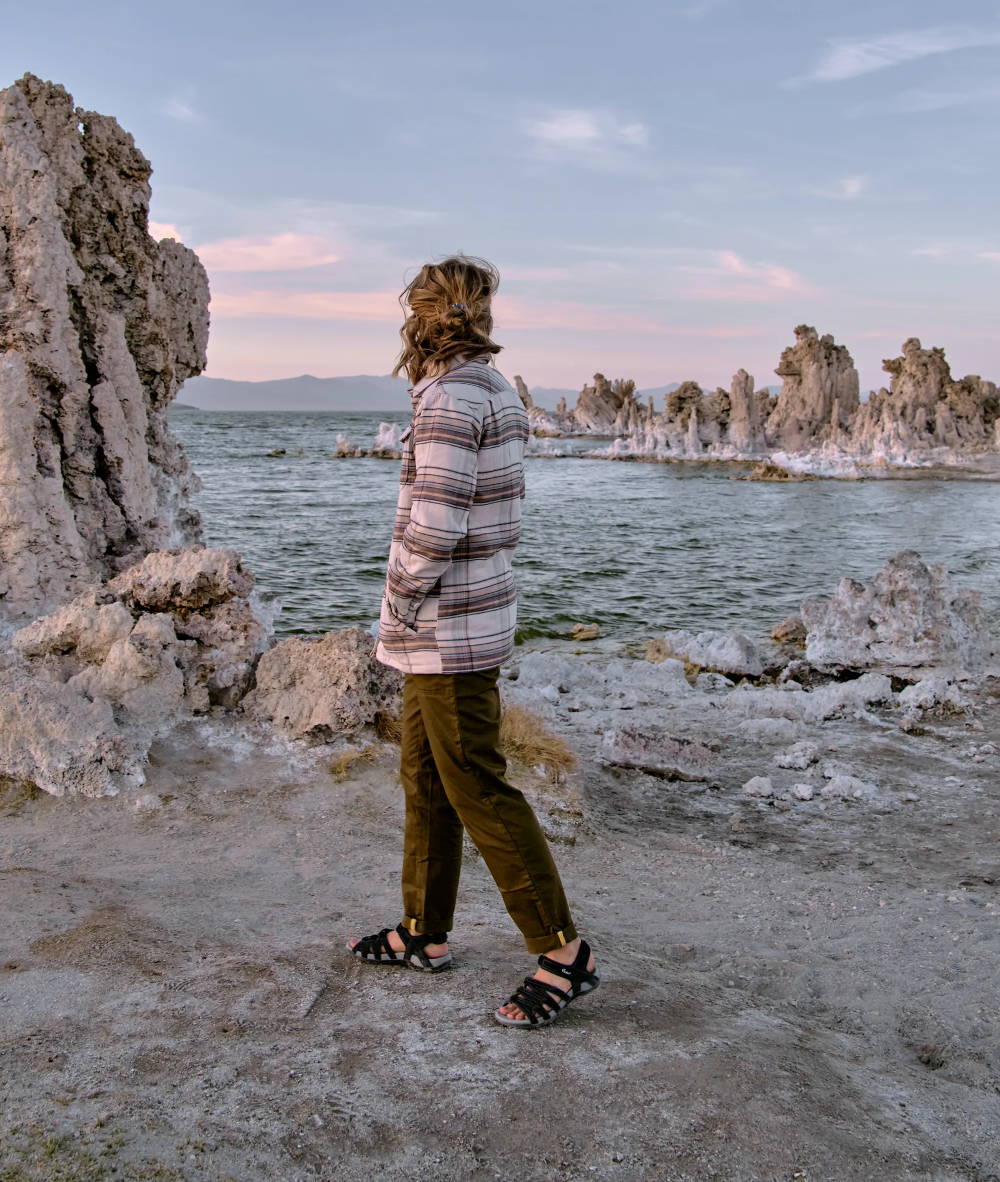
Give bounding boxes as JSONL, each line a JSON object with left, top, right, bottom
{"left": 392, "top": 254, "right": 502, "bottom": 384}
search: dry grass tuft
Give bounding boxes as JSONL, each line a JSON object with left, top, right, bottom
{"left": 500, "top": 705, "right": 577, "bottom": 780}
{"left": 372, "top": 711, "right": 403, "bottom": 743}
{"left": 368, "top": 705, "right": 576, "bottom": 783}
{"left": 329, "top": 745, "right": 379, "bottom": 781}
{"left": 0, "top": 775, "right": 43, "bottom": 813}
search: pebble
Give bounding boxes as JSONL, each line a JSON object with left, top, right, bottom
{"left": 742, "top": 775, "right": 774, "bottom": 798}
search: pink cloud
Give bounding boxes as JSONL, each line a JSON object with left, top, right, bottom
{"left": 149, "top": 220, "right": 184, "bottom": 242}
{"left": 210, "top": 288, "right": 400, "bottom": 321}
{"left": 679, "top": 250, "right": 815, "bottom": 302}
{"left": 210, "top": 285, "right": 767, "bottom": 344}
{"left": 195, "top": 233, "right": 342, "bottom": 272}
{"left": 495, "top": 296, "right": 663, "bottom": 334}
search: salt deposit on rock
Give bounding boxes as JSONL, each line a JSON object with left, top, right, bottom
{"left": 370, "top": 421, "right": 402, "bottom": 457}
{"left": 648, "top": 629, "right": 764, "bottom": 677}
{"left": 507, "top": 649, "right": 691, "bottom": 713}
{"left": 898, "top": 676, "right": 973, "bottom": 717}
{"left": 1, "top": 547, "right": 267, "bottom": 796}
{"left": 821, "top": 773, "right": 879, "bottom": 802}
{"left": 0, "top": 75, "right": 209, "bottom": 624}
{"left": 724, "top": 672, "right": 894, "bottom": 724}
{"left": 600, "top": 726, "right": 715, "bottom": 780}
{"left": 241, "top": 627, "right": 402, "bottom": 742}
{"left": 774, "top": 740, "right": 820, "bottom": 770}
{"left": 800, "top": 551, "right": 995, "bottom": 672}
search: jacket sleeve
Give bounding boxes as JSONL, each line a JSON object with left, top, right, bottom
{"left": 383, "top": 385, "right": 484, "bottom": 627}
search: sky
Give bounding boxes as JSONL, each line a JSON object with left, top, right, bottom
{"left": 3, "top": 0, "right": 999, "bottom": 392}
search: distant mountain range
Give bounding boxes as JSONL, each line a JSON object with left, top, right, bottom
{"left": 171, "top": 374, "right": 772, "bottom": 413}
{"left": 174, "top": 374, "right": 412, "bottom": 412}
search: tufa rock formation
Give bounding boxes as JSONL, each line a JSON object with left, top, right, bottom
{"left": 849, "top": 338, "right": 1000, "bottom": 461}
{"left": 765, "top": 325, "right": 860, "bottom": 452}
{"left": 0, "top": 74, "right": 209, "bottom": 624}
{"left": 551, "top": 325, "right": 998, "bottom": 471}
{"left": 0, "top": 548, "right": 268, "bottom": 796}
{"left": 513, "top": 375, "right": 533, "bottom": 409}
{"left": 800, "top": 550, "right": 996, "bottom": 672}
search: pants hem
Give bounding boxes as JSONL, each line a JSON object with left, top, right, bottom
{"left": 524, "top": 923, "right": 578, "bottom": 955}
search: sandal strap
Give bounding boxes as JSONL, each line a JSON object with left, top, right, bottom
{"left": 537, "top": 938, "right": 592, "bottom": 983}
{"left": 505, "top": 975, "right": 569, "bottom": 1023}
{"left": 354, "top": 927, "right": 399, "bottom": 959}
{"left": 394, "top": 924, "right": 448, "bottom": 967}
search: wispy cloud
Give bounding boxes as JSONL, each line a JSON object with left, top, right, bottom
{"left": 678, "top": 250, "right": 815, "bottom": 302}
{"left": 195, "top": 233, "right": 342, "bottom": 272}
{"left": 794, "top": 24, "right": 1000, "bottom": 84}
{"left": 808, "top": 174, "right": 869, "bottom": 201}
{"left": 677, "top": 0, "right": 727, "bottom": 18}
{"left": 164, "top": 91, "right": 203, "bottom": 122}
{"left": 210, "top": 289, "right": 399, "bottom": 321}
{"left": 889, "top": 84, "right": 1000, "bottom": 113}
{"left": 911, "top": 242, "right": 1000, "bottom": 264}
{"left": 523, "top": 107, "right": 649, "bottom": 170}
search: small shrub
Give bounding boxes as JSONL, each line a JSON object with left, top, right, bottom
{"left": 372, "top": 711, "right": 402, "bottom": 743}
{"left": 329, "top": 746, "right": 378, "bottom": 781}
{"left": 501, "top": 705, "right": 577, "bottom": 780}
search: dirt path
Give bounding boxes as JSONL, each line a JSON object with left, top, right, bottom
{"left": 2, "top": 711, "right": 998, "bottom": 1182}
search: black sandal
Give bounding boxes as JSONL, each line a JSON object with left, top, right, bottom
{"left": 494, "top": 939, "right": 600, "bottom": 1027}
{"left": 346, "top": 923, "right": 452, "bottom": 972}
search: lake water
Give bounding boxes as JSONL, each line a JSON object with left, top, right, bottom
{"left": 168, "top": 409, "right": 1000, "bottom": 641}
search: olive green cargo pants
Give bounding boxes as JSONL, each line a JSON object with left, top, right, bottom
{"left": 399, "top": 667, "right": 577, "bottom": 954}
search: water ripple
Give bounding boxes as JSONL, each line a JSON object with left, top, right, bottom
{"left": 170, "top": 409, "right": 1000, "bottom": 639}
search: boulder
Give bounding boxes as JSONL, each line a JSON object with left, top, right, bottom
{"left": 801, "top": 551, "right": 995, "bottom": 671}
{"left": 1, "top": 547, "right": 270, "bottom": 795}
{"left": 241, "top": 627, "right": 402, "bottom": 742}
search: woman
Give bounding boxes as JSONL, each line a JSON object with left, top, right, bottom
{"left": 347, "top": 255, "right": 599, "bottom": 1027}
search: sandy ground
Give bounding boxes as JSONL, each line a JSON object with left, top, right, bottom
{"left": 2, "top": 687, "right": 999, "bottom": 1182}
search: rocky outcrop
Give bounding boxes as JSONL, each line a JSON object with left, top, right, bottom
{"left": 765, "top": 325, "right": 860, "bottom": 452}
{"left": 800, "top": 550, "right": 996, "bottom": 672}
{"left": 241, "top": 627, "right": 402, "bottom": 742}
{"left": 0, "top": 74, "right": 209, "bottom": 624}
{"left": 848, "top": 339, "right": 999, "bottom": 462}
{"left": 553, "top": 326, "right": 998, "bottom": 474}
{"left": 0, "top": 548, "right": 269, "bottom": 796}
{"left": 513, "top": 375, "right": 533, "bottom": 409}
{"left": 571, "top": 374, "right": 639, "bottom": 434}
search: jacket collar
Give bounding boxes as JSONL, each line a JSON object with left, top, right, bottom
{"left": 408, "top": 352, "right": 490, "bottom": 404}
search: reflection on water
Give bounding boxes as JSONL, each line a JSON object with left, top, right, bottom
{"left": 170, "top": 409, "right": 1000, "bottom": 639}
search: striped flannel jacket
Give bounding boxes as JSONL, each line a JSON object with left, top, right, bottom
{"left": 374, "top": 354, "right": 529, "bottom": 675}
